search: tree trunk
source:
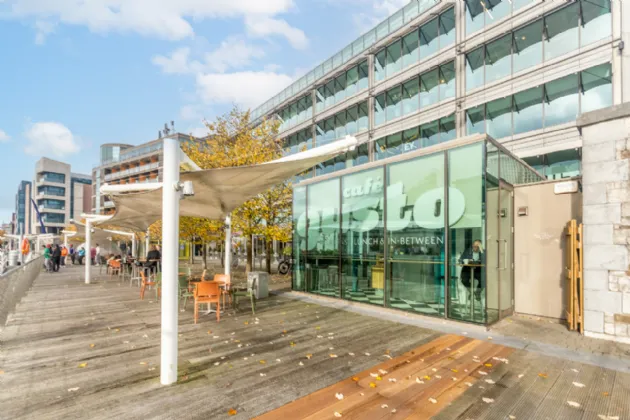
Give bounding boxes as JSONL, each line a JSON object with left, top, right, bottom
{"left": 202, "top": 241, "right": 207, "bottom": 269}
{"left": 189, "top": 241, "right": 194, "bottom": 265}
{"left": 246, "top": 236, "right": 252, "bottom": 273}
{"left": 266, "top": 240, "right": 272, "bottom": 274}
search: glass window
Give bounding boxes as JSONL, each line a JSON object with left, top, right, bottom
{"left": 352, "top": 37, "right": 364, "bottom": 56}
{"left": 377, "top": 20, "right": 389, "bottom": 40}
{"left": 513, "top": 86, "right": 543, "bottom": 135}
{"left": 486, "top": 97, "right": 513, "bottom": 139}
{"left": 375, "top": 93, "right": 387, "bottom": 126}
{"left": 404, "top": 1, "right": 419, "bottom": 23}
{"left": 325, "top": 80, "right": 335, "bottom": 108}
{"left": 334, "top": 73, "right": 346, "bottom": 104}
{"left": 402, "top": 126, "right": 421, "bottom": 154}
{"left": 440, "top": 114, "right": 457, "bottom": 143}
{"left": 333, "top": 52, "right": 343, "bottom": 69}
{"left": 447, "top": 143, "right": 486, "bottom": 323}
{"left": 386, "top": 40, "right": 403, "bottom": 77}
{"left": 390, "top": 9, "right": 404, "bottom": 31}
{"left": 465, "top": 0, "right": 485, "bottom": 35}
{"left": 466, "top": 105, "right": 486, "bottom": 135}
{"left": 439, "top": 61, "right": 456, "bottom": 101}
{"left": 486, "top": 0, "right": 511, "bottom": 24}
{"left": 358, "top": 61, "right": 369, "bottom": 90}
{"left": 358, "top": 102, "right": 369, "bottom": 131}
{"left": 343, "top": 45, "right": 353, "bottom": 63}
{"left": 347, "top": 143, "right": 369, "bottom": 168}
{"left": 581, "top": 63, "right": 612, "bottom": 114}
{"left": 346, "top": 66, "right": 359, "bottom": 98}
{"left": 375, "top": 50, "right": 387, "bottom": 82}
{"left": 437, "top": 8, "right": 456, "bottom": 49}
{"left": 306, "top": 179, "right": 341, "bottom": 297}
{"left": 544, "top": 3, "right": 579, "bottom": 61}
{"left": 346, "top": 105, "right": 359, "bottom": 135}
{"left": 335, "top": 111, "right": 347, "bottom": 139}
{"left": 513, "top": 19, "right": 543, "bottom": 74}
{"left": 386, "top": 132, "right": 403, "bottom": 159}
{"left": 386, "top": 85, "right": 403, "bottom": 122}
{"left": 402, "top": 30, "right": 420, "bottom": 69}
{"left": 546, "top": 149, "right": 582, "bottom": 179}
{"left": 466, "top": 47, "right": 485, "bottom": 91}
{"left": 420, "top": 68, "right": 440, "bottom": 108}
{"left": 485, "top": 34, "right": 512, "bottom": 84}
{"left": 364, "top": 30, "right": 376, "bottom": 48}
{"left": 387, "top": 153, "right": 445, "bottom": 317}
{"left": 421, "top": 120, "right": 440, "bottom": 148}
{"left": 581, "top": 0, "right": 612, "bottom": 47}
{"left": 544, "top": 73, "right": 579, "bottom": 127}
{"left": 402, "top": 77, "right": 420, "bottom": 116}
{"left": 513, "top": 0, "right": 533, "bottom": 11}
{"left": 293, "top": 187, "right": 307, "bottom": 290}
{"left": 420, "top": 18, "right": 439, "bottom": 59}
{"left": 375, "top": 137, "right": 388, "bottom": 161}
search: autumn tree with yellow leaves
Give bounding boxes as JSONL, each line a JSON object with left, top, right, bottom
{"left": 182, "top": 106, "right": 293, "bottom": 273}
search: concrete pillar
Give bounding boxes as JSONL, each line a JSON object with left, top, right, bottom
{"left": 85, "top": 220, "right": 91, "bottom": 284}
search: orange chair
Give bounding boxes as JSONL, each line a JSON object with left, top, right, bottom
{"left": 194, "top": 282, "right": 221, "bottom": 324}
{"left": 140, "top": 271, "right": 161, "bottom": 300}
{"left": 213, "top": 274, "right": 232, "bottom": 309}
{"left": 109, "top": 260, "right": 122, "bottom": 282}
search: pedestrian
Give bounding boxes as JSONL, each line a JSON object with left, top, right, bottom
{"left": 52, "top": 244, "right": 62, "bottom": 272}
{"left": 78, "top": 247, "right": 85, "bottom": 265}
{"left": 69, "top": 244, "right": 75, "bottom": 265}
{"left": 90, "top": 246, "right": 96, "bottom": 265}
{"left": 95, "top": 243, "right": 101, "bottom": 266}
{"left": 61, "top": 246, "right": 68, "bottom": 266}
{"left": 43, "top": 244, "right": 52, "bottom": 272}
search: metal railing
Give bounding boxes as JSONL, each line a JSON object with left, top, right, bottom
{"left": 0, "top": 253, "right": 43, "bottom": 329}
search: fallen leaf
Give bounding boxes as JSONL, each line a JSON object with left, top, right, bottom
{"left": 0, "top": 370, "right": 4, "bottom": 375}
{"left": 334, "top": 412, "right": 342, "bottom": 418}
{"left": 518, "top": 374, "right": 525, "bottom": 379}
{"left": 259, "top": 360, "right": 266, "bottom": 365}
{"left": 330, "top": 354, "right": 338, "bottom": 358}
{"left": 140, "top": 362, "right": 148, "bottom": 365}
{"left": 602, "top": 392, "right": 610, "bottom": 397}
{"left": 388, "top": 378, "right": 397, "bottom": 383}
{"left": 484, "top": 363, "right": 493, "bottom": 367}
{"left": 299, "top": 362, "right": 304, "bottom": 366}
{"left": 384, "top": 349, "right": 391, "bottom": 355}
{"left": 451, "top": 369, "right": 458, "bottom": 373}
{"left": 228, "top": 408, "right": 237, "bottom": 416}
{"left": 115, "top": 329, "right": 119, "bottom": 333}
{"left": 78, "top": 363, "right": 87, "bottom": 368}
{"left": 207, "top": 330, "right": 212, "bottom": 334}
{"left": 483, "top": 398, "right": 495, "bottom": 404}
{"left": 379, "top": 369, "right": 388, "bottom": 375}
{"left": 290, "top": 342, "right": 296, "bottom": 347}
{"left": 485, "top": 379, "right": 495, "bottom": 384}
{"left": 479, "top": 371, "right": 488, "bottom": 376}
{"left": 370, "top": 373, "right": 378, "bottom": 378}
{"left": 573, "top": 382, "right": 585, "bottom": 388}
{"left": 89, "top": 344, "right": 95, "bottom": 348}
{"left": 214, "top": 362, "right": 220, "bottom": 366}
{"left": 364, "top": 352, "right": 371, "bottom": 356}
{"left": 416, "top": 377, "right": 424, "bottom": 384}
{"left": 260, "top": 373, "right": 266, "bottom": 377}
{"left": 369, "top": 382, "right": 377, "bottom": 388}
{"left": 538, "top": 373, "right": 548, "bottom": 379}
{"left": 376, "top": 376, "right": 382, "bottom": 381}
{"left": 567, "top": 401, "right": 581, "bottom": 408}
{"left": 465, "top": 382, "right": 473, "bottom": 387}
{"left": 348, "top": 352, "right": 355, "bottom": 356}
{"left": 276, "top": 359, "right": 281, "bottom": 362}
{"left": 244, "top": 321, "right": 249, "bottom": 325}
{"left": 435, "top": 375, "right": 442, "bottom": 379}
{"left": 335, "top": 393, "right": 344, "bottom": 400}
{"left": 429, "top": 398, "right": 437, "bottom": 404}
{"left": 424, "top": 375, "right": 431, "bottom": 380}
{"left": 352, "top": 376, "right": 360, "bottom": 382}
{"left": 381, "top": 404, "right": 389, "bottom": 409}
{"left": 509, "top": 416, "right": 516, "bottom": 420}
{"left": 67, "top": 387, "right": 80, "bottom": 392}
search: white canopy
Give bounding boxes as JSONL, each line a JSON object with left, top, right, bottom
{"left": 99, "top": 136, "right": 359, "bottom": 231}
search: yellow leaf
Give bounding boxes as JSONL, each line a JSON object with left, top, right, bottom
{"left": 485, "top": 363, "right": 493, "bottom": 367}
{"left": 352, "top": 376, "right": 359, "bottom": 382}
{"left": 290, "top": 342, "right": 296, "bottom": 347}
{"left": 602, "top": 392, "right": 610, "bottom": 397}
{"left": 228, "top": 408, "right": 238, "bottom": 416}
{"left": 306, "top": 354, "right": 313, "bottom": 359}
{"left": 259, "top": 360, "right": 266, "bottom": 365}
{"left": 424, "top": 375, "right": 431, "bottom": 380}
{"left": 451, "top": 369, "right": 458, "bottom": 373}
{"left": 207, "top": 330, "right": 212, "bottom": 334}
{"left": 385, "top": 350, "right": 391, "bottom": 355}
{"left": 315, "top": 326, "right": 321, "bottom": 330}
{"left": 244, "top": 321, "right": 249, "bottom": 325}
{"left": 369, "top": 382, "right": 377, "bottom": 388}
{"left": 376, "top": 376, "right": 382, "bottom": 381}
{"left": 78, "top": 363, "right": 87, "bottom": 368}
{"left": 115, "top": 329, "right": 119, "bottom": 332}
{"left": 0, "top": 370, "right": 4, "bottom": 375}
{"left": 89, "top": 344, "right": 95, "bottom": 348}
{"left": 140, "top": 362, "right": 147, "bottom": 365}
{"left": 538, "top": 373, "right": 548, "bottom": 378}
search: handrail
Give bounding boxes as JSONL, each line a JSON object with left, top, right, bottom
{"left": 1, "top": 253, "right": 43, "bottom": 329}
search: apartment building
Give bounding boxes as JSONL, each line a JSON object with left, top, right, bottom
{"left": 32, "top": 158, "right": 92, "bottom": 234}
{"left": 14, "top": 181, "right": 32, "bottom": 235}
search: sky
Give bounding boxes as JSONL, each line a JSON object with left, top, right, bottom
{"left": 0, "top": 0, "right": 409, "bottom": 225}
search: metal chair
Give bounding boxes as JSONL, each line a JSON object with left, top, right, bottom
{"left": 233, "top": 277, "right": 256, "bottom": 315}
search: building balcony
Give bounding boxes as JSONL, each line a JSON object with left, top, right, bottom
{"left": 36, "top": 178, "right": 66, "bottom": 188}
{"left": 104, "top": 162, "right": 160, "bottom": 182}
{"left": 38, "top": 206, "right": 65, "bottom": 214}
{"left": 36, "top": 192, "right": 66, "bottom": 201}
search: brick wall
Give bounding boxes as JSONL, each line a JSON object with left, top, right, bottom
{"left": 577, "top": 103, "right": 630, "bottom": 343}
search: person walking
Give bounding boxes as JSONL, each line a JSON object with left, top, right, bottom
{"left": 60, "top": 246, "right": 68, "bottom": 267}
{"left": 90, "top": 246, "right": 96, "bottom": 266}
{"left": 69, "top": 244, "right": 75, "bottom": 265}
{"left": 78, "top": 247, "right": 86, "bottom": 265}
{"left": 95, "top": 243, "right": 101, "bottom": 266}
{"left": 52, "top": 244, "right": 62, "bottom": 272}
{"left": 43, "top": 244, "right": 52, "bottom": 272}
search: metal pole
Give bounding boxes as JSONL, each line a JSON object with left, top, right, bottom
{"left": 132, "top": 235, "right": 137, "bottom": 258}
{"left": 224, "top": 216, "right": 231, "bottom": 276}
{"left": 85, "top": 219, "right": 92, "bottom": 284}
{"left": 19, "top": 234, "right": 24, "bottom": 265}
{"left": 160, "top": 136, "right": 180, "bottom": 385}
{"left": 145, "top": 229, "right": 150, "bottom": 258}
{"left": 64, "top": 234, "right": 68, "bottom": 248}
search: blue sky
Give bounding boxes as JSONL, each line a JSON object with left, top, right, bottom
{"left": 0, "top": 0, "right": 407, "bottom": 224}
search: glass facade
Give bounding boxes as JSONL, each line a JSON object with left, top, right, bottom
{"left": 466, "top": 0, "right": 535, "bottom": 35}
{"left": 465, "top": 63, "right": 612, "bottom": 138}
{"left": 466, "top": 0, "right": 611, "bottom": 91}
{"left": 316, "top": 61, "right": 369, "bottom": 114}
{"left": 316, "top": 102, "right": 369, "bottom": 147}
{"left": 523, "top": 149, "right": 582, "bottom": 180}
{"left": 284, "top": 128, "right": 313, "bottom": 156}
{"left": 293, "top": 138, "right": 544, "bottom": 324}
{"left": 38, "top": 199, "right": 65, "bottom": 210}
{"left": 38, "top": 186, "right": 65, "bottom": 197}
{"left": 375, "top": 62, "right": 455, "bottom": 126}
{"left": 277, "top": 94, "right": 313, "bottom": 133}
{"left": 41, "top": 171, "right": 65, "bottom": 183}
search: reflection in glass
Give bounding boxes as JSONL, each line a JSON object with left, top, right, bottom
{"left": 346, "top": 106, "right": 358, "bottom": 135}
{"left": 421, "top": 120, "right": 440, "bottom": 148}
{"left": 325, "top": 80, "right": 335, "bottom": 108}
{"left": 513, "top": 86, "right": 543, "bottom": 135}
{"left": 358, "top": 102, "right": 369, "bottom": 131}
{"left": 359, "top": 61, "right": 369, "bottom": 91}
{"left": 293, "top": 187, "right": 307, "bottom": 291}
{"left": 513, "top": 19, "right": 543, "bottom": 74}
{"left": 386, "top": 40, "right": 403, "bottom": 78}
{"left": 387, "top": 154, "right": 445, "bottom": 317}
{"left": 466, "top": 105, "right": 486, "bottom": 135}
{"left": 403, "top": 30, "right": 420, "bottom": 69}
{"left": 485, "top": 34, "right": 512, "bottom": 83}
{"left": 403, "top": 127, "right": 421, "bottom": 154}
{"left": 448, "top": 143, "right": 486, "bottom": 323}
{"left": 346, "top": 66, "right": 359, "bottom": 98}
{"left": 420, "top": 68, "right": 440, "bottom": 108}
{"left": 334, "top": 73, "right": 346, "bottom": 104}
{"left": 306, "top": 179, "right": 341, "bottom": 297}
{"left": 581, "top": 0, "right": 611, "bottom": 47}
{"left": 420, "top": 18, "right": 439, "bottom": 59}
{"left": 341, "top": 169, "right": 385, "bottom": 305}
{"left": 347, "top": 143, "right": 370, "bottom": 168}
{"left": 402, "top": 77, "right": 420, "bottom": 116}
{"left": 375, "top": 93, "right": 386, "bottom": 126}
{"left": 386, "top": 85, "right": 403, "bottom": 121}
{"left": 486, "top": 0, "right": 511, "bottom": 23}
{"left": 544, "top": 74, "right": 579, "bottom": 127}
{"left": 438, "top": 8, "right": 456, "bottom": 49}
{"left": 465, "top": 0, "right": 485, "bottom": 35}
{"left": 580, "top": 63, "right": 612, "bottom": 114}
{"left": 375, "top": 50, "right": 387, "bottom": 82}
{"left": 387, "top": 132, "right": 403, "bottom": 159}
{"left": 335, "top": 111, "right": 347, "bottom": 140}
{"left": 440, "top": 114, "right": 457, "bottom": 143}
{"left": 544, "top": 3, "right": 579, "bottom": 61}
{"left": 466, "top": 47, "right": 485, "bottom": 91}
{"left": 439, "top": 61, "right": 456, "bottom": 101}
{"left": 375, "top": 137, "right": 388, "bottom": 161}
{"left": 486, "top": 97, "right": 513, "bottom": 139}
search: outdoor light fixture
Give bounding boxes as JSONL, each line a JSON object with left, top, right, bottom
{"left": 175, "top": 180, "right": 195, "bottom": 197}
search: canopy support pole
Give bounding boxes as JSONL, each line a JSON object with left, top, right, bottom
{"left": 85, "top": 219, "right": 92, "bottom": 284}
{"left": 160, "top": 136, "right": 180, "bottom": 386}
{"left": 224, "top": 216, "right": 231, "bottom": 276}
{"left": 132, "top": 235, "right": 137, "bottom": 258}
{"left": 145, "top": 230, "right": 150, "bottom": 258}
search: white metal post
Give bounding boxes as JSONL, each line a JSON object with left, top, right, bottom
{"left": 224, "top": 216, "right": 231, "bottom": 276}
{"left": 64, "top": 234, "right": 68, "bottom": 248}
{"left": 85, "top": 219, "right": 92, "bottom": 284}
{"left": 145, "top": 230, "right": 150, "bottom": 258}
{"left": 132, "top": 235, "right": 137, "bottom": 258}
{"left": 161, "top": 137, "right": 180, "bottom": 385}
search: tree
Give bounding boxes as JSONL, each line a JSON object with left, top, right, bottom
{"left": 259, "top": 183, "right": 293, "bottom": 273}
{"left": 182, "top": 106, "right": 291, "bottom": 273}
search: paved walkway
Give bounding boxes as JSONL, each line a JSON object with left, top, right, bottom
{"left": 0, "top": 266, "right": 629, "bottom": 419}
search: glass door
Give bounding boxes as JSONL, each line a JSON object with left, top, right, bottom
{"left": 498, "top": 181, "right": 514, "bottom": 319}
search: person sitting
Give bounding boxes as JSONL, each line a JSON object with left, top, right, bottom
{"left": 459, "top": 240, "right": 485, "bottom": 301}
{"left": 144, "top": 245, "right": 161, "bottom": 273}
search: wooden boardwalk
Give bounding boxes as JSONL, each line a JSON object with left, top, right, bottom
{"left": 1, "top": 266, "right": 629, "bottom": 420}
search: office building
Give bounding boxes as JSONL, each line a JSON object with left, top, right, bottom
{"left": 251, "top": 0, "right": 630, "bottom": 341}
{"left": 32, "top": 158, "right": 92, "bottom": 234}
{"left": 14, "top": 181, "right": 32, "bottom": 235}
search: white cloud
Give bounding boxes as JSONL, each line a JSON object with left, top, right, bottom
{"left": 152, "top": 47, "right": 199, "bottom": 75}
{"left": 196, "top": 71, "right": 293, "bottom": 109}
{"left": 180, "top": 104, "right": 204, "bottom": 121}
{"left": 5, "top": 0, "right": 305, "bottom": 47}
{"left": 332, "top": 0, "right": 409, "bottom": 34}
{"left": 34, "top": 20, "right": 56, "bottom": 45}
{"left": 186, "top": 126, "right": 209, "bottom": 138}
{"left": 23, "top": 122, "right": 80, "bottom": 157}
{"left": 0, "top": 129, "right": 10, "bottom": 142}
{"left": 244, "top": 15, "right": 308, "bottom": 50}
